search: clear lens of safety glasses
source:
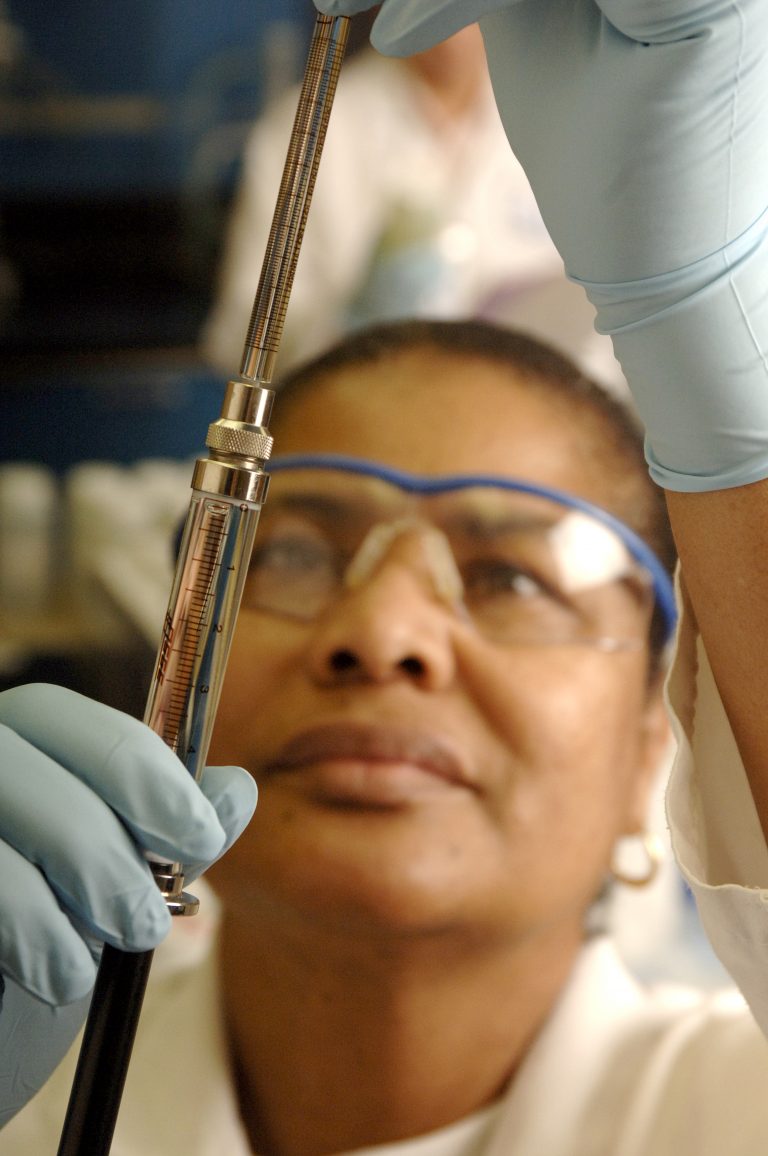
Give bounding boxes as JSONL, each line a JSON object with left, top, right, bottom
{"left": 244, "top": 456, "right": 676, "bottom": 651}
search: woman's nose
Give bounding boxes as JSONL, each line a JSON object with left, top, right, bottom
{"left": 306, "top": 524, "right": 465, "bottom": 689}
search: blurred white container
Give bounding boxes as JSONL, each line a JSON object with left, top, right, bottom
{"left": 65, "top": 457, "right": 191, "bottom": 645}
{"left": 0, "top": 462, "right": 58, "bottom": 615}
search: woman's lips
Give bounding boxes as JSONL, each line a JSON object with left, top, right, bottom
{"left": 264, "top": 723, "right": 476, "bottom": 807}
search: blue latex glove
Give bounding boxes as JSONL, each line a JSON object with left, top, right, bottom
{"left": 317, "top": 0, "right": 768, "bottom": 492}
{"left": 0, "top": 683, "right": 256, "bottom": 1128}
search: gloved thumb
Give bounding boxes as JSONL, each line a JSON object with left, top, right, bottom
{"left": 182, "top": 764, "right": 257, "bottom": 883}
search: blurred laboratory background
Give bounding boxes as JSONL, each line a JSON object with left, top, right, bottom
{"left": 0, "top": 0, "right": 316, "bottom": 713}
{"left": 0, "top": 0, "right": 617, "bottom": 714}
{"left": 0, "top": 1, "right": 729, "bottom": 991}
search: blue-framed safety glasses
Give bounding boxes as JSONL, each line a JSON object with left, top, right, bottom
{"left": 244, "top": 454, "right": 676, "bottom": 652}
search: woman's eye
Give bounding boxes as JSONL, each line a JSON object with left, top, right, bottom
{"left": 251, "top": 535, "right": 334, "bottom": 577}
{"left": 462, "top": 558, "right": 550, "bottom": 601}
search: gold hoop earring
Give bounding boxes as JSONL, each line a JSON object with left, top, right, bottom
{"left": 609, "top": 832, "right": 664, "bottom": 889}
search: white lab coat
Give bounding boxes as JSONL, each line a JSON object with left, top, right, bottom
{"left": 200, "top": 49, "right": 622, "bottom": 388}
{"left": 4, "top": 579, "right": 768, "bottom": 1155}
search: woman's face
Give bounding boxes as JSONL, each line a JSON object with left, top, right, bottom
{"left": 209, "top": 348, "right": 668, "bottom": 946}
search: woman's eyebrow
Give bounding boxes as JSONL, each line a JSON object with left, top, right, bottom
{"left": 269, "top": 488, "right": 561, "bottom": 535}
{"left": 437, "top": 505, "right": 558, "bottom": 538}
{"left": 266, "top": 490, "right": 388, "bottom": 521}
{"left": 268, "top": 491, "right": 350, "bottom": 513}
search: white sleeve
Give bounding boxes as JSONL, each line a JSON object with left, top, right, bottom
{"left": 666, "top": 572, "right": 768, "bottom": 1036}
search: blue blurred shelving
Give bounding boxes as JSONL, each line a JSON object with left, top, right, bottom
{"left": 0, "top": 2, "right": 315, "bottom": 472}
{"left": 1, "top": 0, "right": 313, "bottom": 196}
{"left": 0, "top": 1, "right": 313, "bottom": 360}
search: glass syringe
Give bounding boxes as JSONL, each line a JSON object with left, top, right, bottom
{"left": 56, "top": 14, "right": 350, "bottom": 1156}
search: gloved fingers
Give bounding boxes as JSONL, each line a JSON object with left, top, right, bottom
{"left": 0, "top": 841, "right": 98, "bottom": 1005}
{"left": 597, "top": 0, "right": 734, "bottom": 43}
{"left": 183, "top": 765, "right": 257, "bottom": 883}
{"left": 0, "top": 684, "right": 227, "bottom": 865}
{"left": 314, "top": 0, "right": 379, "bottom": 16}
{"left": 0, "top": 976, "right": 91, "bottom": 1128}
{"left": 0, "top": 724, "right": 172, "bottom": 962}
{"left": 371, "top": 0, "right": 512, "bottom": 56}
{"left": 315, "top": 0, "right": 511, "bottom": 56}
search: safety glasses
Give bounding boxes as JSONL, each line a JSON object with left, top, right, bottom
{"left": 243, "top": 454, "right": 676, "bottom": 652}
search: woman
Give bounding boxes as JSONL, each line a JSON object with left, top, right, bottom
{"left": 3, "top": 320, "right": 768, "bottom": 1154}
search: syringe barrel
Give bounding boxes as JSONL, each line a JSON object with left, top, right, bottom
{"left": 143, "top": 484, "right": 267, "bottom": 783}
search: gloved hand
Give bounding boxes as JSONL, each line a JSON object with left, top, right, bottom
{"left": 316, "top": 0, "right": 768, "bottom": 492}
{"left": 0, "top": 683, "right": 257, "bottom": 1128}
{"left": 316, "top": 0, "right": 499, "bottom": 55}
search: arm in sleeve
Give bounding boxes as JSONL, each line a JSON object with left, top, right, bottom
{"left": 666, "top": 583, "right": 768, "bottom": 1037}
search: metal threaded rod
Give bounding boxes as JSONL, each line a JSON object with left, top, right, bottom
{"left": 240, "top": 13, "right": 349, "bottom": 384}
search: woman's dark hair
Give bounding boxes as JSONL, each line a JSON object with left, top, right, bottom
{"left": 275, "top": 318, "right": 676, "bottom": 667}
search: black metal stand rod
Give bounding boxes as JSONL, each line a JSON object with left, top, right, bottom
{"left": 56, "top": 944, "right": 155, "bottom": 1156}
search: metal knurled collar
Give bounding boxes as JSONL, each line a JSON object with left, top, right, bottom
{"left": 206, "top": 423, "right": 274, "bottom": 460}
